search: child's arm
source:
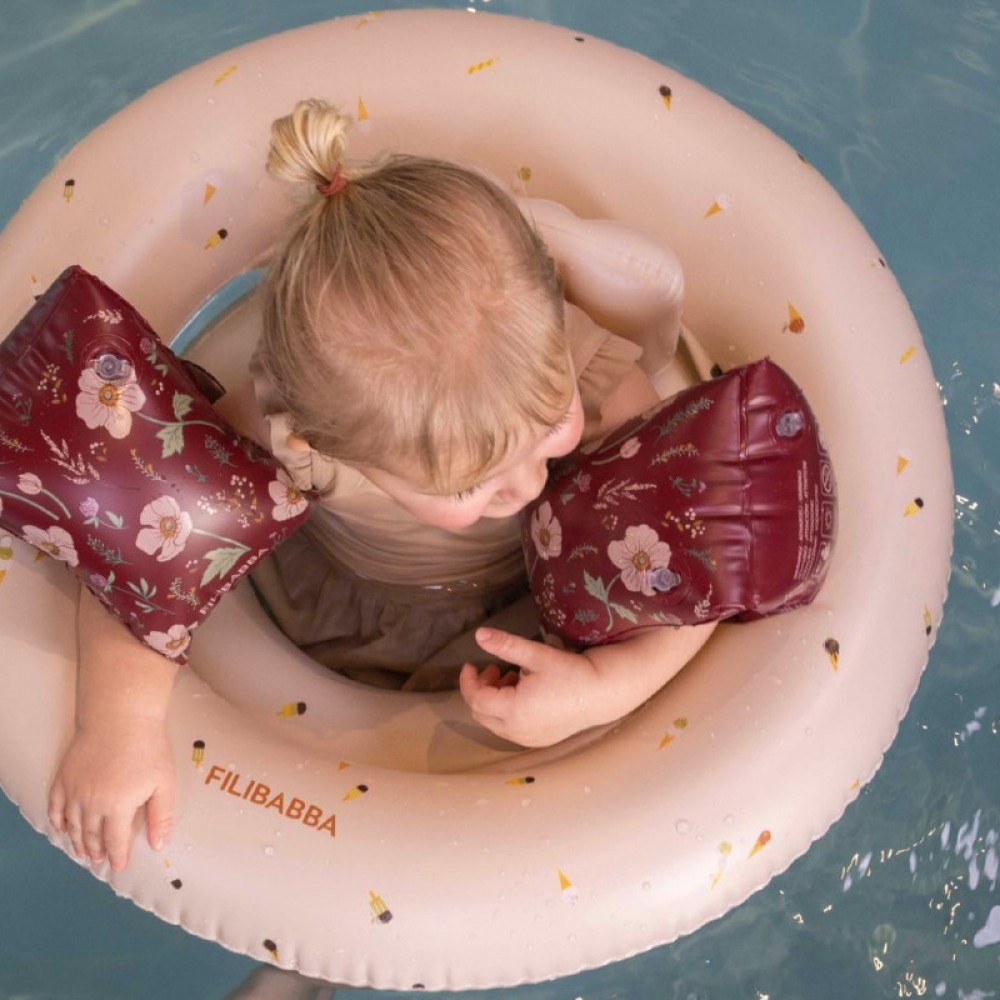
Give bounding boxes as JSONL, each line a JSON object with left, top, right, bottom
{"left": 460, "top": 622, "right": 717, "bottom": 747}
{"left": 48, "top": 587, "right": 178, "bottom": 871}
{"left": 41, "top": 343, "right": 306, "bottom": 872}
{"left": 212, "top": 377, "right": 270, "bottom": 446}
{"left": 47, "top": 380, "right": 260, "bottom": 871}
{"left": 459, "top": 339, "right": 708, "bottom": 747}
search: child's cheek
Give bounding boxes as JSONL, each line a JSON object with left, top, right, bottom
{"left": 407, "top": 498, "right": 485, "bottom": 531}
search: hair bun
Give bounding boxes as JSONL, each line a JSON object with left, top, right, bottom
{"left": 267, "top": 99, "right": 353, "bottom": 189}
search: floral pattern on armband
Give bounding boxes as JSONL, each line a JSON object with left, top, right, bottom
{"left": 269, "top": 470, "right": 309, "bottom": 522}
{"left": 75, "top": 367, "right": 146, "bottom": 439}
{"left": 0, "top": 269, "right": 314, "bottom": 664}
{"left": 530, "top": 502, "right": 562, "bottom": 560}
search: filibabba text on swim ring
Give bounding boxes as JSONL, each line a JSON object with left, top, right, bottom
{"left": 203, "top": 765, "right": 337, "bottom": 836}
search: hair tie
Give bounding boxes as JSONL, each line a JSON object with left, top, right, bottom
{"left": 316, "top": 163, "right": 348, "bottom": 197}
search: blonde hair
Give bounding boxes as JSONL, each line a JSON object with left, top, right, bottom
{"left": 258, "top": 99, "right": 572, "bottom": 493}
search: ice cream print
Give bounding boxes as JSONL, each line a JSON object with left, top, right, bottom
{"left": 0, "top": 266, "right": 310, "bottom": 662}
{"left": 0, "top": 9, "right": 953, "bottom": 992}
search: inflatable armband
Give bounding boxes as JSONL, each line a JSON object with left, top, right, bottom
{"left": 523, "top": 359, "right": 837, "bottom": 646}
{"left": 0, "top": 265, "right": 309, "bottom": 662}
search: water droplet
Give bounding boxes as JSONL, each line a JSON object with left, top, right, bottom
{"left": 724, "top": 814, "right": 736, "bottom": 828}
{"left": 263, "top": 845, "right": 275, "bottom": 857}
{"left": 675, "top": 818, "right": 692, "bottom": 835}
{"left": 642, "top": 881, "right": 652, "bottom": 891}
{"left": 98, "top": 216, "right": 110, "bottom": 227}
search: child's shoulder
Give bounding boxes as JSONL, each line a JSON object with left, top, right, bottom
{"left": 214, "top": 378, "right": 271, "bottom": 450}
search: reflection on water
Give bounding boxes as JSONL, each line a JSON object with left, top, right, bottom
{"left": 839, "top": 804, "right": 1000, "bottom": 997}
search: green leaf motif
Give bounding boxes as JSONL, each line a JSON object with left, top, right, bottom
{"left": 106, "top": 511, "right": 124, "bottom": 529}
{"left": 172, "top": 393, "right": 193, "bottom": 421}
{"left": 200, "top": 546, "right": 246, "bottom": 587}
{"left": 156, "top": 423, "right": 185, "bottom": 458}
{"left": 127, "top": 578, "right": 156, "bottom": 600}
{"left": 610, "top": 602, "right": 639, "bottom": 625}
{"left": 583, "top": 570, "right": 610, "bottom": 603}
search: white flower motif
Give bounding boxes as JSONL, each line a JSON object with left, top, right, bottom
{"left": 75, "top": 366, "right": 146, "bottom": 439}
{"left": 22, "top": 525, "right": 79, "bottom": 567}
{"left": 144, "top": 624, "right": 192, "bottom": 659}
{"left": 268, "top": 470, "right": 309, "bottom": 522}
{"left": 17, "top": 473, "right": 43, "bottom": 495}
{"left": 530, "top": 501, "right": 562, "bottom": 560}
{"left": 607, "top": 524, "right": 672, "bottom": 596}
{"left": 136, "top": 495, "right": 193, "bottom": 562}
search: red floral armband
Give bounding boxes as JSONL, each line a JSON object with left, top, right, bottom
{"left": 0, "top": 266, "right": 310, "bottom": 662}
{"left": 522, "top": 359, "right": 837, "bottom": 647}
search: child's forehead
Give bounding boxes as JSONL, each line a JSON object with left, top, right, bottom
{"left": 422, "top": 392, "right": 581, "bottom": 495}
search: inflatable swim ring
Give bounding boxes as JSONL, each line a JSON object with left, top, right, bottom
{"left": 0, "top": 10, "right": 952, "bottom": 991}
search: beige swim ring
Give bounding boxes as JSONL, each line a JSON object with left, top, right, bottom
{"left": 0, "top": 10, "right": 952, "bottom": 990}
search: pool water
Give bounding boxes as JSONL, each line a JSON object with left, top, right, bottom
{"left": 1, "top": 1, "right": 998, "bottom": 998}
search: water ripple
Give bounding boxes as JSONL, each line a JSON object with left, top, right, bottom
{"left": 0, "top": 0, "right": 141, "bottom": 72}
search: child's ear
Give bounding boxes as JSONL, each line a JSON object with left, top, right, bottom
{"left": 286, "top": 433, "right": 312, "bottom": 452}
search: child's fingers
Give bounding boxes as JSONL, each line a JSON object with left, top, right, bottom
{"left": 459, "top": 663, "right": 486, "bottom": 702}
{"left": 474, "top": 628, "right": 545, "bottom": 672}
{"left": 62, "top": 802, "right": 88, "bottom": 860}
{"left": 104, "top": 810, "right": 135, "bottom": 872}
{"left": 459, "top": 662, "right": 519, "bottom": 702}
{"left": 47, "top": 782, "right": 67, "bottom": 833}
{"left": 461, "top": 673, "right": 517, "bottom": 718}
{"left": 145, "top": 783, "right": 174, "bottom": 854}
{"left": 77, "top": 807, "right": 108, "bottom": 865}
{"left": 50, "top": 790, "right": 108, "bottom": 865}
{"left": 83, "top": 821, "right": 107, "bottom": 865}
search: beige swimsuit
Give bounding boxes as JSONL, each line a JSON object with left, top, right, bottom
{"left": 249, "top": 302, "right": 642, "bottom": 689}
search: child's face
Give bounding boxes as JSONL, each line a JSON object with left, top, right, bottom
{"left": 360, "top": 390, "right": 584, "bottom": 531}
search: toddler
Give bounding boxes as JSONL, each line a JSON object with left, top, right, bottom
{"left": 48, "top": 100, "right": 715, "bottom": 872}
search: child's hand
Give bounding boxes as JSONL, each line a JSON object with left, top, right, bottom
{"left": 459, "top": 628, "right": 605, "bottom": 747}
{"left": 48, "top": 717, "right": 174, "bottom": 872}
{"left": 460, "top": 621, "right": 718, "bottom": 748}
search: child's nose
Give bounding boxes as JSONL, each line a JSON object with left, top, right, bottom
{"left": 501, "top": 460, "right": 550, "bottom": 507}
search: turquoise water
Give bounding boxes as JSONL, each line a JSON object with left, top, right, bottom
{"left": 1, "top": 1, "right": 998, "bottom": 997}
